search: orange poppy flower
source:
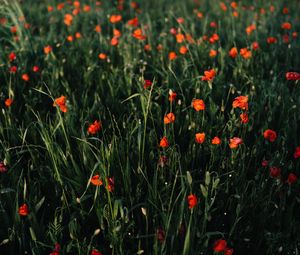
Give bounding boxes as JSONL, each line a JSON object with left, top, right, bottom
{"left": 209, "top": 49, "right": 217, "bottom": 57}
{"left": 83, "top": 5, "right": 91, "bottom": 12}
{"left": 44, "top": 45, "right": 52, "bottom": 55}
{"left": 110, "top": 37, "right": 119, "bottom": 46}
{"left": 192, "top": 99, "right": 205, "bottom": 111}
{"left": 240, "top": 48, "right": 252, "bottom": 59}
{"left": 98, "top": 53, "right": 107, "bottom": 60}
{"left": 168, "top": 52, "right": 177, "bottom": 60}
{"left": 18, "top": 203, "right": 29, "bottom": 216}
{"left": 47, "top": 6, "right": 54, "bottom": 12}
{"left": 53, "top": 96, "right": 68, "bottom": 113}
{"left": 64, "top": 14, "right": 73, "bottom": 26}
{"left": 113, "top": 29, "right": 122, "bottom": 38}
{"left": 132, "top": 28, "right": 146, "bottom": 40}
{"left": 201, "top": 69, "right": 216, "bottom": 81}
{"left": 5, "top": 98, "right": 13, "bottom": 107}
{"left": 211, "top": 136, "right": 221, "bottom": 145}
{"left": 95, "top": 25, "right": 101, "bottom": 33}
{"left": 220, "top": 2, "right": 227, "bottom": 11}
{"left": 179, "top": 46, "right": 188, "bottom": 55}
{"left": 109, "top": 14, "right": 122, "bottom": 24}
{"left": 75, "top": 32, "right": 81, "bottom": 39}
{"left": 88, "top": 120, "right": 102, "bottom": 135}
{"left": 263, "top": 129, "right": 277, "bottom": 142}
{"left": 169, "top": 90, "right": 177, "bottom": 102}
{"left": 229, "top": 137, "right": 243, "bottom": 149}
{"left": 90, "top": 175, "right": 103, "bottom": 186}
{"left": 246, "top": 24, "right": 256, "bottom": 35}
{"left": 195, "top": 132, "right": 205, "bottom": 144}
{"left": 232, "top": 96, "right": 248, "bottom": 110}
{"left": 164, "top": 113, "right": 175, "bottom": 124}
{"left": 159, "top": 136, "right": 169, "bottom": 148}
{"left": 267, "top": 37, "right": 277, "bottom": 44}
{"left": 57, "top": 3, "right": 64, "bottom": 10}
{"left": 22, "top": 74, "right": 29, "bottom": 81}
{"left": 252, "top": 42, "right": 259, "bottom": 51}
{"left": 229, "top": 47, "right": 238, "bottom": 58}
{"left": 176, "top": 33, "right": 185, "bottom": 43}
{"left": 67, "top": 35, "right": 73, "bottom": 42}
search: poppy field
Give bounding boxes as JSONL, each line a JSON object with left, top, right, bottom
{"left": 1, "top": 0, "right": 300, "bottom": 254}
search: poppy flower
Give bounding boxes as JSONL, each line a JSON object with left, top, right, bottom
{"left": 176, "top": 33, "right": 185, "bottom": 43}
{"left": 187, "top": 194, "right": 198, "bottom": 209}
{"left": 10, "top": 66, "right": 17, "bottom": 73}
{"left": 109, "top": 14, "right": 122, "bottom": 24}
{"left": 128, "top": 17, "right": 139, "bottom": 27}
{"left": 91, "top": 249, "right": 103, "bottom": 255}
{"left": 113, "top": 29, "right": 122, "bottom": 38}
{"left": 53, "top": 96, "right": 68, "bottom": 113}
{"left": 107, "top": 177, "right": 114, "bottom": 192}
{"left": 211, "top": 136, "right": 221, "bottom": 145}
{"left": 269, "top": 166, "right": 281, "bottom": 178}
{"left": 168, "top": 52, "right": 177, "bottom": 60}
{"left": 229, "top": 47, "right": 238, "bottom": 58}
{"left": 213, "top": 239, "right": 227, "bottom": 252}
{"left": 263, "top": 129, "right": 277, "bottom": 142}
{"left": 158, "top": 156, "right": 168, "bottom": 167}
{"left": 33, "top": 65, "right": 39, "bottom": 72}
{"left": 224, "top": 248, "right": 234, "bottom": 255}
{"left": 286, "top": 72, "right": 300, "bottom": 81}
{"left": 169, "top": 90, "right": 177, "bottom": 102}
{"left": 22, "top": 74, "right": 29, "bottom": 81}
{"left": 192, "top": 99, "right": 205, "bottom": 111}
{"left": 220, "top": 2, "right": 227, "bottom": 11}
{"left": 110, "top": 37, "right": 119, "bottom": 46}
{"left": 159, "top": 136, "right": 169, "bottom": 148}
{"left": 232, "top": 96, "right": 248, "bottom": 110}
{"left": 287, "top": 173, "right": 297, "bottom": 185}
{"left": 5, "top": 98, "right": 13, "bottom": 107}
{"left": 267, "top": 37, "right": 277, "bottom": 44}
{"left": 88, "top": 120, "right": 102, "bottom": 135}
{"left": 240, "top": 48, "right": 252, "bottom": 59}
{"left": 50, "top": 243, "right": 60, "bottom": 255}
{"left": 209, "top": 49, "right": 217, "bottom": 57}
{"left": 44, "top": 45, "right": 52, "bottom": 55}
{"left": 195, "top": 133, "right": 205, "bottom": 144}
{"left": 164, "top": 113, "right": 175, "bottom": 124}
{"left": 281, "top": 22, "right": 291, "bottom": 30}
{"left": 143, "top": 80, "right": 152, "bottom": 89}
{"left": 252, "top": 41, "right": 259, "bottom": 51}
{"left": 9, "top": 52, "right": 16, "bottom": 62}
{"left": 98, "top": 53, "right": 107, "bottom": 60}
{"left": 246, "top": 24, "right": 256, "bottom": 35}
{"left": 18, "top": 203, "right": 29, "bottom": 216}
{"left": 67, "top": 35, "right": 73, "bottom": 42}
{"left": 201, "top": 69, "right": 216, "bottom": 81}
{"left": 229, "top": 137, "right": 243, "bottom": 149}
{"left": 64, "top": 14, "right": 73, "bottom": 26}
{"left": 294, "top": 147, "right": 300, "bottom": 159}
{"left": 0, "top": 161, "right": 7, "bottom": 173}
{"left": 179, "top": 46, "right": 188, "bottom": 55}
{"left": 95, "top": 25, "right": 101, "bottom": 33}
{"left": 90, "top": 175, "right": 103, "bottom": 186}
{"left": 240, "top": 113, "right": 249, "bottom": 124}
{"left": 262, "top": 160, "right": 268, "bottom": 167}
{"left": 132, "top": 28, "right": 146, "bottom": 40}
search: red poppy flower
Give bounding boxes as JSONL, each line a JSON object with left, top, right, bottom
{"left": 9, "top": 52, "right": 16, "bottom": 62}
{"left": 107, "top": 177, "right": 114, "bottom": 192}
{"left": 90, "top": 175, "right": 103, "bottom": 186}
{"left": 269, "top": 166, "right": 281, "bottom": 178}
{"left": 187, "top": 194, "right": 198, "bottom": 209}
{"left": 263, "top": 129, "right": 277, "bottom": 142}
{"left": 168, "top": 90, "right": 177, "bottom": 102}
{"left": 213, "top": 239, "right": 227, "bottom": 252}
{"left": 156, "top": 228, "right": 165, "bottom": 243}
{"left": 143, "top": 80, "right": 152, "bottom": 89}
{"left": 53, "top": 96, "right": 68, "bottom": 113}
{"left": 286, "top": 72, "right": 300, "bottom": 81}
{"left": 294, "top": 146, "right": 300, "bottom": 159}
{"left": 18, "top": 203, "right": 29, "bottom": 216}
{"left": 159, "top": 136, "right": 169, "bottom": 148}
{"left": 91, "top": 249, "right": 103, "bottom": 255}
{"left": 211, "top": 136, "right": 221, "bottom": 145}
{"left": 240, "top": 113, "right": 249, "bottom": 124}
{"left": 0, "top": 161, "right": 7, "bottom": 173}
{"left": 5, "top": 98, "right": 13, "bottom": 107}
{"left": 229, "top": 47, "right": 238, "bottom": 58}
{"left": 287, "top": 173, "right": 297, "bottom": 185}
{"left": 201, "top": 69, "right": 216, "bottom": 81}
{"left": 88, "top": 120, "right": 102, "bottom": 135}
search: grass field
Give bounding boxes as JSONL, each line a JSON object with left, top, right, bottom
{"left": 0, "top": 0, "right": 300, "bottom": 254}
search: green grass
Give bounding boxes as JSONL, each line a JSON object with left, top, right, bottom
{"left": 0, "top": 0, "right": 300, "bottom": 254}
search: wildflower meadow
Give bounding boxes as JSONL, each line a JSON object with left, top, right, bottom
{"left": 0, "top": 0, "right": 300, "bottom": 254}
